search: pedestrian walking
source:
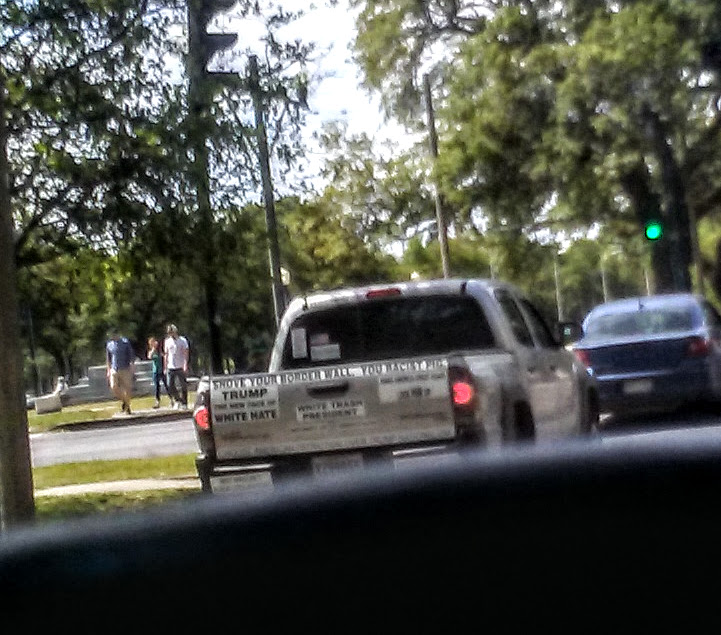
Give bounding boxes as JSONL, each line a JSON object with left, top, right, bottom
{"left": 147, "top": 336, "right": 169, "bottom": 408}
{"left": 106, "top": 329, "right": 136, "bottom": 415}
{"left": 164, "top": 323, "right": 189, "bottom": 410}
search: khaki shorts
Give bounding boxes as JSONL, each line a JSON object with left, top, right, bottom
{"left": 110, "top": 368, "right": 133, "bottom": 395}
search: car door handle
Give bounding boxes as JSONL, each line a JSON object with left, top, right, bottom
{"left": 307, "top": 382, "right": 349, "bottom": 397}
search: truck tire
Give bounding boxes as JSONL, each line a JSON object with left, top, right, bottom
{"left": 582, "top": 390, "right": 600, "bottom": 436}
{"left": 514, "top": 402, "right": 536, "bottom": 441}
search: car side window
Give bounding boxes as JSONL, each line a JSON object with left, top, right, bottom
{"left": 518, "top": 298, "right": 558, "bottom": 348}
{"left": 494, "top": 289, "right": 534, "bottom": 347}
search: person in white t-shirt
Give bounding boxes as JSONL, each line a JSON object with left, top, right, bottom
{"left": 164, "top": 323, "right": 189, "bottom": 410}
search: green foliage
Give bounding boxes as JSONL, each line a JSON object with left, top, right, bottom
{"left": 35, "top": 490, "right": 200, "bottom": 524}
{"left": 318, "top": 122, "right": 437, "bottom": 247}
{"left": 33, "top": 454, "right": 197, "bottom": 489}
{"left": 352, "top": 0, "right": 721, "bottom": 296}
{"left": 351, "top": 0, "right": 486, "bottom": 122}
{"left": 279, "top": 196, "right": 395, "bottom": 292}
{"left": 3, "top": 0, "right": 334, "bottom": 380}
{"left": 33, "top": 454, "right": 200, "bottom": 525}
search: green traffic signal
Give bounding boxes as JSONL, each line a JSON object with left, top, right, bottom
{"left": 645, "top": 221, "right": 663, "bottom": 240}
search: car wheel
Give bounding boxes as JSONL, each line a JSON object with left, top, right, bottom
{"left": 581, "top": 391, "right": 600, "bottom": 436}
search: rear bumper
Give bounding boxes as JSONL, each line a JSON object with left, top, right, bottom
{"left": 596, "top": 365, "right": 714, "bottom": 415}
{"left": 195, "top": 442, "right": 466, "bottom": 494}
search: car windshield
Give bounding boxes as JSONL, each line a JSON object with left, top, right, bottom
{"left": 584, "top": 307, "right": 699, "bottom": 338}
{"left": 4, "top": 0, "right": 721, "bottom": 547}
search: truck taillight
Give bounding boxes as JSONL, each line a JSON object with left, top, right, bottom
{"left": 194, "top": 406, "right": 210, "bottom": 430}
{"left": 452, "top": 380, "right": 474, "bottom": 406}
{"left": 448, "top": 366, "right": 477, "bottom": 411}
{"left": 574, "top": 349, "right": 591, "bottom": 368}
{"left": 366, "top": 287, "right": 401, "bottom": 299}
{"left": 448, "top": 364, "right": 479, "bottom": 443}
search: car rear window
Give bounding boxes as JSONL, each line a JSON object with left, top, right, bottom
{"left": 584, "top": 305, "right": 700, "bottom": 338}
{"left": 280, "top": 295, "right": 497, "bottom": 368}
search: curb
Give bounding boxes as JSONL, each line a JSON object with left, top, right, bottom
{"left": 50, "top": 409, "right": 192, "bottom": 432}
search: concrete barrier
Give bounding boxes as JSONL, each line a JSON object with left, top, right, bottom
{"left": 35, "top": 393, "right": 62, "bottom": 414}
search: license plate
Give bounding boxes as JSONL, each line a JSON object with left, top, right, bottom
{"left": 210, "top": 471, "right": 273, "bottom": 493}
{"left": 623, "top": 379, "right": 654, "bottom": 395}
{"left": 312, "top": 453, "right": 363, "bottom": 478}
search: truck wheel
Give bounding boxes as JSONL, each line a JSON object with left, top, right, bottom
{"left": 582, "top": 391, "right": 600, "bottom": 435}
{"left": 514, "top": 403, "right": 535, "bottom": 441}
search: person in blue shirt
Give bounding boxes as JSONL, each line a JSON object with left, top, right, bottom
{"left": 106, "top": 330, "right": 136, "bottom": 415}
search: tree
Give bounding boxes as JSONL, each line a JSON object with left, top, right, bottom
{"left": 3, "top": 0, "right": 187, "bottom": 269}
{"left": 351, "top": 0, "right": 486, "bottom": 124}
{"left": 0, "top": 69, "right": 34, "bottom": 527}
{"left": 318, "top": 123, "right": 438, "bottom": 249}
{"left": 278, "top": 196, "right": 396, "bottom": 292}
{"left": 352, "top": 0, "right": 721, "bottom": 296}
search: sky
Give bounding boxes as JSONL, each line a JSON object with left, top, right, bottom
{"left": 285, "top": 2, "right": 394, "bottom": 138}
{"left": 209, "top": 1, "right": 409, "bottom": 187}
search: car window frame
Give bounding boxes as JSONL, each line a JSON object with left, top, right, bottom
{"left": 517, "top": 296, "right": 561, "bottom": 349}
{"left": 493, "top": 288, "right": 535, "bottom": 348}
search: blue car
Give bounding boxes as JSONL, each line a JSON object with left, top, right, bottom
{"left": 571, "top": 293, "right": 721, "bottom": 418}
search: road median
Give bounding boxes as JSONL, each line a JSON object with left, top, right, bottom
{"left": 49, "top": 406, "right": 192, "bottom": 432}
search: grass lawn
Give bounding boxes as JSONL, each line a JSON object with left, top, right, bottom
{"left": 27, "top": 392, "right": 196, "bottom": 433}
{"left": 35, "top": 489, "right": 203, "bottom": 523}
{"left": 27, "top": 398, "right": 201, "bottom": 523}
{"left": 33, "top": 454, "right": 202, "bottom": 524}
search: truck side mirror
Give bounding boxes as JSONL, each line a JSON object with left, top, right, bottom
{"left": 556, "top": 321, "right": 583, "bottom": 347}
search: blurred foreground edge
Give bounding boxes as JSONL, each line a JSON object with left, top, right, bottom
{"left": 2, "top": 433, "right": 721, "bottom": 627}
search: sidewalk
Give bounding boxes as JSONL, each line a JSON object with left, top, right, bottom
{"left": 36, "top": 477, "right": 201, "bottom": 497}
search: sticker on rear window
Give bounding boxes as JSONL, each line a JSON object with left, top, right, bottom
{"left": 291, "top": 328, "right": 308, "bottom": 359}
{"left": 310, "top": 343, "right": 341, "bottom": 361}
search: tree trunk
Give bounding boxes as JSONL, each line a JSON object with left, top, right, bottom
{"left": 0, "top": 72, "right": 36, "bottom": 528}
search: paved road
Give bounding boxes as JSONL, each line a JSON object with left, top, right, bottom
{"left": 28, "top": 404, "right": 721, "bottom": 496}
{"left": 30, "top": 406, "right": 721, "bottom": 469}
{"left": 30, "top": 416, "right": 198, "bottom": 468}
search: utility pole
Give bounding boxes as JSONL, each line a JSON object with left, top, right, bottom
{"left": 423, "top": 73, "right": 451, "bottom": 279}
{"left": 554, "top": 251, "right": 564, "bottom": 321}
{"left": 249, "top": 55, "right": 285, "bottom": 330}
{"left": 26, "top": 306, "right": 41, "bottom": 396}
{"left": 688, "top": 202, "right": 704, "bottom": 295}
{"left": 186, "top": 0, "right": 237, "bottom": 373}
{"left": 0, "top": 72, "right": 36, "bottom": 528}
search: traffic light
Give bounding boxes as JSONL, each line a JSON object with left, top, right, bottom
{"left": 644, "top": 220, "right": 663, "bottom": 241}
{"left": 188, "top": 0, "right": 238, "bottom": 73}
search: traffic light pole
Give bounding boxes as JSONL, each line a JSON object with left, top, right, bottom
{"left": 423, "top": 74, "right": 451, "bottom": 279}
{"left": 688, "top": 203, "right": 704, "bottom": 295}
{"left": 186, "top": 0, "right": 237, "bottom": 373}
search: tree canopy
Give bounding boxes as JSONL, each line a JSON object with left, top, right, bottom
{"left": 352, "top": 0, "right": 721, "bottom": 296}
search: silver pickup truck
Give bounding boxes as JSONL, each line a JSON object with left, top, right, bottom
{"left": 192, "top": 278, "right": 598, "bottom": 493}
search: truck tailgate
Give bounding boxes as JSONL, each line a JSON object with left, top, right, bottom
{"left": 210, "top": 356, "right": 455, "bottom": 460}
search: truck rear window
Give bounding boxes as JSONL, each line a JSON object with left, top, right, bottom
{"left": 280, "top": 295, "right": 496, "bottom": 368}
